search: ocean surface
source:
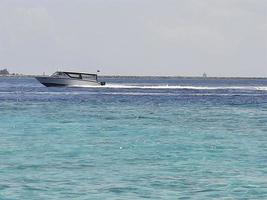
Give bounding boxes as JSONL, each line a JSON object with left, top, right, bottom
{"left": 0, "top": 76, "right": 267, "bottom": 199}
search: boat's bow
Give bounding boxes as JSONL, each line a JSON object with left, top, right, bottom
{"left": 35, "top": 76, "right": 66, "bottom": 87}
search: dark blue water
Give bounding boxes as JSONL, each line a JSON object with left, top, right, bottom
{"left": 1, "top": 77, "right": 267, "bottom": 199}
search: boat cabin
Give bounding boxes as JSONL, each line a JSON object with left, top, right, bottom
{"left": 52, "top": 71, "right": 98, "bottom": 81}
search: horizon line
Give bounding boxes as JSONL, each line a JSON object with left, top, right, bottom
{"left": 1, "top": 74, "right": 267, "bottom": 79}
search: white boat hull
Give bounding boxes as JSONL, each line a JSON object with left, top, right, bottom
{"left": 35, "top": 77, "right": 103, "bottom": 87}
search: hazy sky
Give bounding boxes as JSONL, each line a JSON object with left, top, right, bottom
{"left": 0, "top": 0, "right": 266, "bottom": 76}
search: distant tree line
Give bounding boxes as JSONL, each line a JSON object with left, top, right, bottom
{"left": 0, "top": 69, "right": 9, "bottom": 75}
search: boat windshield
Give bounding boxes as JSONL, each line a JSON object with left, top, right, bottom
{"left": 51, "top": 72, "right": 68, "bottom": 78}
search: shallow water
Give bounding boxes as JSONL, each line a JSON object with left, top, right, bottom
{"left": 0, "top": 77, "right": 267, "bottom": 199}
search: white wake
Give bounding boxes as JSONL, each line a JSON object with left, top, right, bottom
{"left": 77, "top": 84, "right": 267, "bottom": 91}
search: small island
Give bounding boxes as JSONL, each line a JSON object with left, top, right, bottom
{"left": 0, "top": 68, "right": 9, "bottom": 76}
{"left": 0, "top": 68, "right": 24, "bottom": 77}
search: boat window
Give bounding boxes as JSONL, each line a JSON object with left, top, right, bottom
{"left": 67, "top": 73, "right": 81, "bottom": 79}
{"left": 81, "top": 74, "right": 97, "bottom": 80}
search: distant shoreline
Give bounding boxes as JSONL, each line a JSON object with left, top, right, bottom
{"left": 1, "top": 74, "right": 267, "bottom": 79}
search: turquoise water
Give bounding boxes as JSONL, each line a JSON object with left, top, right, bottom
{"left": 1, "top": 77, "right": 267, "bottom": 199}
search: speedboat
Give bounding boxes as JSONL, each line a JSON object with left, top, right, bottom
{"left": 35, "top": 71, "right": 105, "bottom": 87}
